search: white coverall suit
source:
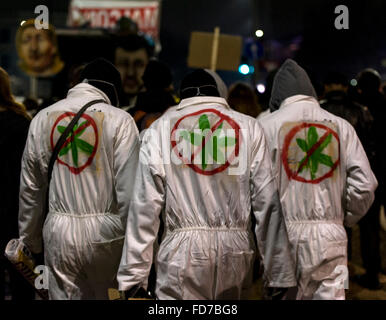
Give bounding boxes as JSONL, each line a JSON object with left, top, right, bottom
{"left": 18, "top": 83, "right": 140, "bottom": 299}
{"left": 118, "top": 96, "right": 297, "bottom": 299}
{"left": 260, "top": 59, "right": 378, "bottom": 299}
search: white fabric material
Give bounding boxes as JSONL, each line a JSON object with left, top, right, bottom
{"left": 117, "top": 96, "right": 296, "bottom": 300}
{"left": 18, "top": 83, "right": 140, "bottom": 299}
{"left": 256, "top": 109, "right": 271, "bottom": 121}
{"left": 259, "top": 94, "right": 378, "bottom": 300}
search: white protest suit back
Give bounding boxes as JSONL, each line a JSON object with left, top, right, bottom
{"left": 259, "top": 60, "right": 377, "bottom": 300}
{"left": 18, "top": 83, "right": 140, "bottom": 299}
{"left": 117, "top": 95, "right": 296, "bottom": 299}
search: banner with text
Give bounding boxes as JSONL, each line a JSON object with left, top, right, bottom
{"left": 67, "top": 0, "right": 160, "bottom": 38}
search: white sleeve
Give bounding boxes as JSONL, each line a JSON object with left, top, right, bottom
{"left": 117, "top": 127, "right": 165, "bottom": 291}
{"left": 250, "top": 122, "right": 297, "bottom": 288}
{"left": 18, "top": 117, "right": 47, "bottom": 254}
{"left": 344, "top": 124, "right": 378, "bottom": 227}
{"left": 113, "top": 116, "right": 140, "bottom": 227}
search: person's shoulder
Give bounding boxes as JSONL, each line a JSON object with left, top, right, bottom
{"left": 320, "top": 107, "right": 357, "bottom": 136}
{"left": 109, "top": 105, "right": 135, "bottom": 120}
{"left": 33, "top": 98, "right": 66, "bottom": 118}
{"left": 258, "top": 108, "right": 280, "bottom": 128}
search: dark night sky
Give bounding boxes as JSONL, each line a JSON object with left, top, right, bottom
{"left": 0, "top": 0, "right": 385, "bottom": 92}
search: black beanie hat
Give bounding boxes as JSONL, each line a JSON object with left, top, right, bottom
{"left": 357, "top": 68, "right": 381, "bottom": 94}
{"left": 142, "top": 59, "right": 173, "bottom": 90}
{"left": 80, "top": 58, "right": 123, "bottom": 107}
{"left": 179, "top": 69, "right": 220, "bottom": 100}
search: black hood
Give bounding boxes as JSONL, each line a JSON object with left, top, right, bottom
{"left": 80, "top": 58, "right": 123, "bottom": 107}
{"left": 269, "top": 59, "right": 317, "bottom": 112}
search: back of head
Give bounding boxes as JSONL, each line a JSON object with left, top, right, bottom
{"left": 135, "top": 59, "right": 176, "bottom": 113}
{"left": 356, "top": 68, "right": 381, "bottom": 95}
{"left": 269, "top": 59, "right": 317, "bottom": 112}
{"left": 179, "top": 69, "right": 221, "bottom": 100}
{"left": 142, "top": 59, "right": 173, "bottom": 90}
{"left": 79, "top": 58, "right": 123, "bottom": 107}
{"left": 0, "top": 67, "right": 12, "bottom": 105}
{"left": 0, "top": 67, "right": 30, "bottom": 119}
{"left": 228, "top": 82, "right": 259, "bottom": 117}
{"left": 324, "top": 72, "right": 348, "bottom": 87}
{"left": 323, "top": 72, "right": 348, "bottom": 95}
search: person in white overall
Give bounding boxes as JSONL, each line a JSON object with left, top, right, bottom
{"left": 259, "top": 59, "right": 378, "bottom": 299}
{"left": 18, "top": 58, "right": 140, "bottom": 299}
{"left": 117, "top": 69, "right": 296, "bottom": 300}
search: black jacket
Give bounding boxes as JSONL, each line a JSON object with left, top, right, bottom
{"left": 320, "top": 90, "right": 376, "bottom": 163}
{"left": 0, "top": 110, "right": 30, "bottom": 253}
{"left": 357, "top": 91, "right": 386, "bottom": 200}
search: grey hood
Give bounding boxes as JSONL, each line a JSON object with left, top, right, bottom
{"left": 269, "top": 59, "right": 317, "bottom": 112}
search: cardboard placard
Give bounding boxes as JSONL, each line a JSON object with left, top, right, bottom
{"left": 188, "top": 31, "right": 242, "bottom": 71}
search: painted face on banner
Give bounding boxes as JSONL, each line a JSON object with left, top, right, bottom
{"left": 16, "top": 20, "right": 64, "bottom": 77}
{"left": 19, "top": 26, "right": 56, "bottom": 73}
{"left": 115, "top": 47, "right": 149, "bottom": 96}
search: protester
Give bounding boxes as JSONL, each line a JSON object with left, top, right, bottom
{"left": 227, "top": 82, "right": 261, "bottom": 118}
{"left": 117, "top": 69, "right": 296, "bottom": 300}
{"left": 352, "top": 68, "right": 386, "bottom": 289}
{"left": 130, "top": 59, "right": 178, "bottom": 132}
{"left": 114, "top": 34, "right": 154, "bottom": 110}
{"left": 0, "top": 66, "right": 34, "bottom": 300}
{"left": 260, "top": 59, "right": 377, "bottom": 299}
{"left": 320, "top": 72, "right": 374, "bottom": 145}
{"left": 17, "top": 58, "right": 140, "bottom": 299}
{"left": 320, "top": 72, "right": 375, "bottom": 265}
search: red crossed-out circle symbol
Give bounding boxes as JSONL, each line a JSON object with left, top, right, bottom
{"left": 50, "top": 112, "right": 98, "bottom": 174}
{"left": 170, "top": 108, "right": 240, "bottom": 175}
{"left": 282, "top": 122, "right": 340, "bottom": 184}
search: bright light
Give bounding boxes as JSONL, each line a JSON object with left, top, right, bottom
{"left": 350, "top": 79, "right": 358, "bottom": 86}
{"left": 20, "top": 20, "right": 26, "bottom": 26}
{"left": 239, "top": 64, "right": 250, "bottom": 75}
{"left": 257, "top": 84, "right": 266, "bottom": 93}
{"left": 255, "top": 29, "right": 264, "bottom": 38}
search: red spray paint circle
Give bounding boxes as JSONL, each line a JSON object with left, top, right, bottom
{"left": 50, "top": 112, "right": 98, "bottom": 174}
{"left": 282, "top": 122, "right": 340, "bottom": 184}
{"left": 170, "top": 108, "right": 240, "bottom": 175}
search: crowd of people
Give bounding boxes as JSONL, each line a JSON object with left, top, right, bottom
{"left": 0, "top": 30, "right": 385, "bottom": 300}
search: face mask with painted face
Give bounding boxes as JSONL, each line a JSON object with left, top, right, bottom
{"left": 115, "top": 47, "right": 149, "bottom": 96}
{"left": 20, "top": 26, "right": 56, "bottom": 73}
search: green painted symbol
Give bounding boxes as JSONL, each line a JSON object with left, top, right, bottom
{"left": 57, "top": 121, "right": 94, "bottom": 167}
{"left": 296, "top": 126, "right": 334, "bottom": 180}
{"left": 179, "top": 114, "right": 236, "bottom": 170}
